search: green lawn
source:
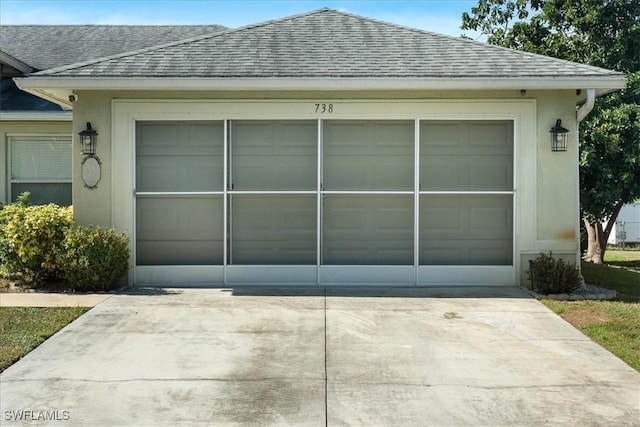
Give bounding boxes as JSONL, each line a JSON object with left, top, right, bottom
{"left": 0, "top": 307, "right": 88, "bottom": 372}
{"left": 604, "top": 249, "right": 640, "bottom": 271}
{"left": 542, "top": 250, "right": 640, "bottom": 371}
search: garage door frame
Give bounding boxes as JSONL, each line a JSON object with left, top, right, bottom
{"left": 112, "top": 99, "right": 536, "bottom": 286}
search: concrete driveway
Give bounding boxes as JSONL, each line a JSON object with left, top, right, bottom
{"left": 1, "top": 287, "right": 639, "bottom": 426}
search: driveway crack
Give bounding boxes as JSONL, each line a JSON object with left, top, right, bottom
{"left": 323, "top": 285, "right": 328, "bottom": 427}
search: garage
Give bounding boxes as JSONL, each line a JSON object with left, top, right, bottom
{"left": 128, "top": 104, "right": 514, "bottom": 285}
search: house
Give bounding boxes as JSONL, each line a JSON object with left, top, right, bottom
{"left": 608, "top": 203, "right": 640, "bottom": 245}
{"left": 12, "top": 8, "right": 625, "bottom": 287}
{"left": 0, "top": 24, "right": 227, "bottom": 205}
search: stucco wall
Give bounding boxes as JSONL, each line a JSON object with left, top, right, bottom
{"left": 72, "top": 89, "right": 583, "bottom": 285}
{"left": 0, "top": 121, "right": 71, "bottom": 203}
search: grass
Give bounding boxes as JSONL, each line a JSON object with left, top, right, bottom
{"left": 604, "top": 249, "right": 640, "bottom": 272}
{"left": 0, "top": 307, "right": 88, "bottom": 373}
{"left": 542, "top": 300, "right": 640, "bottom": 371}
{"left": 542, "top": 250, "right": 640, "bottom": 371}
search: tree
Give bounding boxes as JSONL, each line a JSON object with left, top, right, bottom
{"left": 462, "top": 0, "right": 640, "bottom": 263}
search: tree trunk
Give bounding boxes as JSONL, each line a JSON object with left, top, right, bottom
{"left": 601, "top": 200, "right": 626, "bottom": 260}
{"left": 583, "top": 200, "right": 628, "bottom": 264}
{"left": 583, "top": 219, "right": 605, "bottom": 264}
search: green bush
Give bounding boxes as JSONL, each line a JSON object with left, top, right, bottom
{"left": 0, "top": 193, "right": 73, "bottom": 286}
{"left": 527, "top": 252, "right": 581, "bottom": 294}
{"left": 59, "top": 226, "right": 130, "bottom": 292}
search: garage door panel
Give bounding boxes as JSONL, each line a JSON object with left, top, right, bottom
{"left": 136, "top": 197, "right": 223, "bottom": 265}
{"left": 136, "top": 121, "right": 224, "bottom": 192}
{"left": 231, "top": 195, "right": 316, "bottom": 264}
{"left": 232, "top": 120, "right": 316, "bottom": 191}
{"left": 420, "top": 120, "right": 513, "bottom": 191}
{"left": 420, "top": 195, "right": 512, "bottom": 265}
{"left": 323, "top": 120, "right": 414, "bottom": 191}
{"left": 323, "top": 195, "right": 413, "bottom": 265}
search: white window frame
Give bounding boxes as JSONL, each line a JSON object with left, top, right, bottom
{"left": 6, "top": 133, "right": 72, "bottom": 205}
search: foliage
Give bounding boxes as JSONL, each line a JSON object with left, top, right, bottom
{"left": 527, "top": 252, "right": 581, "bottom": 294}
{"left": 0, "top": 193, "right": 130, "bottom": 291}
{"left": 580, "top": 74, "right": 640, "bottom": 223}
{"left": 0, "top": 307, "right": 88, "bottom": 372}
{"left": 0, "top": 193, "right": 73, "bottom": 286}
{"left": 462, "top": 0, "right": 640, "bottom": 261}
{"left": 463, "top": 1, "right": 640, "bottom": 71}
{"left": 58, "top": 227, "right": 130, "bottom": 292}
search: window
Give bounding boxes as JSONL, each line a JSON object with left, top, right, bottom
{"left": 9, "top": 135, "right": 72, "bottom": 205}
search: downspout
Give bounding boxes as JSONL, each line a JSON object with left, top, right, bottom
{"left": 577, "top": 88, "right": 596, "bottom": 123}
{"left": 575, "top": 88, "right": 596, "bottom": 277}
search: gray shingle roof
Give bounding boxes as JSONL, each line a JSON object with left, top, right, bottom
{"left": 31, "top": 8, "right": 620, "bottom": 79}
{"left": 0, "top": 24, "right": 227, "bottom": 71}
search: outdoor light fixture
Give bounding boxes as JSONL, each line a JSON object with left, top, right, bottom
{"left": 549, "top": 119, "right": 569, "bottom": 152}
{"left": 79, "top": 122, "right": 98, "bottom": 156}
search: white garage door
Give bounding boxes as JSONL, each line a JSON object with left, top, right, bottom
{"left": 134, "top": 118, "right": 513, "bottom": 285}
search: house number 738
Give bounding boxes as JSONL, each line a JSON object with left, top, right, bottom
{"left": 315, "top": 103, "right": 334, "bottom": 113}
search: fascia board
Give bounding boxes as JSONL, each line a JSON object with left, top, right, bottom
{"left": 15, "top": 76, "right": 626, "bottom": 92}
{"left": 15, "top": 77, "right": 625, "bottom": 106}
{"left": 0, "top": 111, "right": 72, "bottom": 121}
{"left": 0, "top": 51, "right": 33, "bottom": 74}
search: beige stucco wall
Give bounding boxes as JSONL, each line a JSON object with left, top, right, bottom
{"left": 0, "top": 121, "right": 72, "bottom": 203}
{"left": 72, "top": 89, "right": 583, "bottom": 286}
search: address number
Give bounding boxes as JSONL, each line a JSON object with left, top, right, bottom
{"left": 315, "top": 103, "right": 334, "bottom": 113}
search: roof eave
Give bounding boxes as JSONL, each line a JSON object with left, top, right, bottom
{"left": 15, "top": 75, "right": 626, "bottom": 101}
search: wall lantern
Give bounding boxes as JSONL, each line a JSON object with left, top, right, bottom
{"left": 79, "top": 122, "right": 98, "bottom": 156}
{"left": 549, "top": 119, "right": 569, "bottom": 152}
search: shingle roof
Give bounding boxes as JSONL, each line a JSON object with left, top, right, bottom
{"left": 0, "top": 78, "right": 64, "bottom": 111}
{"left": 31, "top": 8, "right": 620, "bottom": 79}
{"left": 0, "top": 24, "right": 227, "bottom": 71}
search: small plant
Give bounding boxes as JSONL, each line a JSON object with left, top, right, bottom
{"left": 59, "top": 226, "right": 130, "bottom": 292}
{"left": 0, "top": 193, "right": 73, "bottom": 286}
{"left": 527, "top": 252, "right": 581, "bottom": 294}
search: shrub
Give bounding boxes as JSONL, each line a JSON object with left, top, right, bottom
{"left": 527, "top": 252, "right": 581, "bottom": 294}
{"left": 59, "top": 226, "right": 130, "bottom": 292}
{"left": 0, "top": 193, "right": 73, "bottom": 286}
